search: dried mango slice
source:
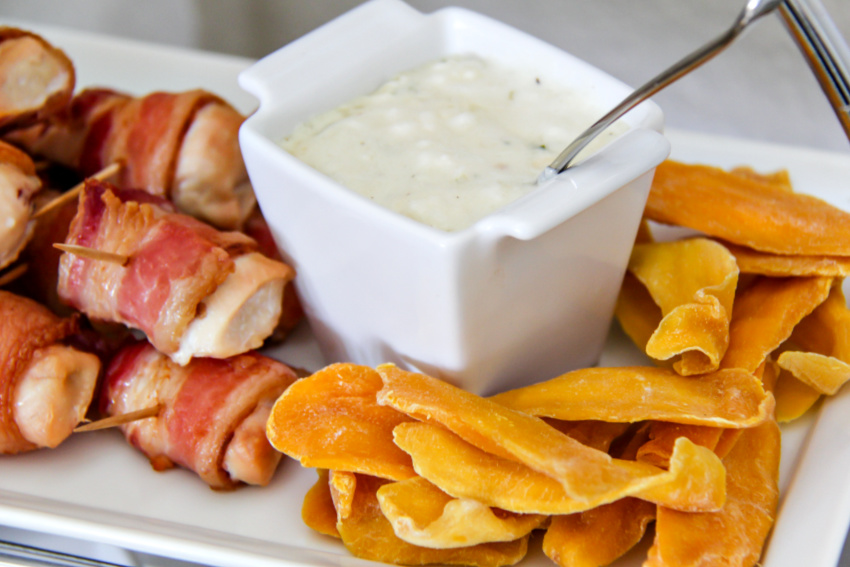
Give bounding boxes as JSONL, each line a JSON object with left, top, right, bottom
{"left": 777, "top": 351, "right": 850, "bottom": 395}
{"left": 376, "top": 476, "right": 546, "bottom": 549}
{"left": 729, "top": 166, "right": 793, "bottom": 190}
{"left": 645, "top": 419, "right": 780, "bottom": 567}
{"left": 542, "top": 498, "right": 655, "bottom": 567}
{"left": 773, "top": 367, "right": 822, "bottom": 422}
{"left": 301, "top": 469, "right": 340, "bottom": 538}
{"left": 720, "top": 276, "right": 832, "bottom": 373}
{"left": 770, "top": 281, "right": 850, "bottom": 416}
{"left": 628, "top": 238, "right": 739, "bottom": 375}
{"left": 633, "top": 359, "right": 765, "bottom": 465}
{"left": 721, "top": 240, "right": 850, "bottom": 277}
{"left": 788, "top": 281, "right": 850, "bottom": 361}
{"left": 636, "top": 422, "right": 725, "bottom": 469}
{"left": 646, "top": 160, "right": 850, "bottom": 256}
{"left": 394, "top": 421, "right": 725, "bottom": 515}
{"left": 615, "top": 272, "right": 662, "bottom": 353}
{"left": 336, "top": 473, "right": 530, "bottom": 566}
{"left": 330, "top": 470, "right": 357, "bottom": 521}
{"left": 266, "top": 363, "right": 415, "bottom": 480}
{"left": 378, "top": 364, "right": 664, "bottom": 503}
{"left": 489, "top": 366, "right": 772, "bottom": 428}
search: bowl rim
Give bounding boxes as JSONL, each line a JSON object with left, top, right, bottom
{"left": 239, "top": 0, "right": 670, "bottom": 242}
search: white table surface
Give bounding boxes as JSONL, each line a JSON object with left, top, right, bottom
{"left": 1, "top": 1, "right": 849, "bottom": 566}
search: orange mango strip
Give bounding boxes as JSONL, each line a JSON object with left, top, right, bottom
{"left": 378, "top": 364, "right": 698, "bottom": 504}
{"left": 393, "top": 421, "right": 725, "bottom": 515}
{"left": 615, "top": 271, "right": 662, "bottom": 354}
{"left": 773, "top": 365, "right": 822, "bottom": 423}
{"left": 335, "top": 473, "right": 530, "bottom": 567}
{"left": 635, "top": 362, "right": 771, "bottom": 470}
{"left": 728, "top": 166, "right": 793, "bottom": 190}
{"left": 266, "top": 362, "right": 416, "bottom": 481}
{"left": 778, "top": 280, "right": 850, "bottom": 390}
{"left": 329, "top": 470, "right": 357, "bottom": 521}
{"left": 539, "top": 420, "right": 658, "bottom": 566}
{"left": 644, "top": 419, "right": 781, "bottom": 567}
{"left": 542, "top": 498, "right": 655, "bottom": 567}
{"left": 645, "top": 160, "right": 850, "bottom": 256}
{"left": 376, "top": 476, "right": 546, "bottom": 549}
{"left": 301, "top": 469, "right": 340, "bottom": 538}
{"left": 720, "top": 276, "right": 832, "bottom": 373}
{"left": 788, "top": 281, "right": 850, "bottom": 359}
{"left": 720, "top": 239, "right": 850, "bottom": 277}
{"left": 636, "top": 422, "right": 725, "bottom": 469}
{"left": 777, "top": 351, "right": 850, "bottom": 396}
{"left": 489, "top": 365, "right": 772, "bottom": 428}
{"left": 628, "top": 238, "right": 739, "bottom": 375}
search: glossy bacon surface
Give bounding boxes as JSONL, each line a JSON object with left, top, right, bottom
{"left": 58, "top": 179, "right": 257, "bottom": 357}
{"left": 6, "top": 87, "right": 252, "bottom": 229}
{"left": 0, "top": 290, "right": 79, "bottom": 454}
{"left": 101, "top": 340, "right": 298, "bottom": 489}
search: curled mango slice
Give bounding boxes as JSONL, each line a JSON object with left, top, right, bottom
{"left": 646, "top": 160, "right": 850, "bottom": 256}
{"left": 335, "top": 473, "right": 530, "bottom": 567}
{"left": 266, "top": 363, "right": 415, "bottom": 480}
{"left": 543, "top": 498, "right": 656, "bottom": 567}
{"left": 393, "top": 421, "right": 725, "bottom": 515}
{"left": 628, "top": 238, "right": 739, "bottom": 375}
{"left": 777, "top": 351, "right": 850, "bottom": 396}
{"left": 645, "top": 420, "right": 780, "bottom": 567}
{"left": 377, "top": 476, "right": 546, "bottom": 549}
{"left": 771, "top": 282, "right": 850, "bottom": 420}
{"left": 790, "top": 281, "right": 850, "bottom": 359}
{"left": 489, "top": 365, "right": 772, "bottom": 428}
{"left": 773, "top": 367, "right": 822, "bottom": 423}
{"left": 615, "top": 272, "right": 662, "bottom": 353}
{"left": 720, "top": 276, "right": 832, "bottom": 373}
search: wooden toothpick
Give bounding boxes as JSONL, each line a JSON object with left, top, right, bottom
{"left": 0, "top": 263, "right": 27, "bottom": 287}
{"left": 32, "top": 162, "right": 122, "bottom": 219}
{"left": 74, "top": 404, "right": 162, "bottom": 433}
{"left": 53, "top": 243, "right": 129, "bottom": 266}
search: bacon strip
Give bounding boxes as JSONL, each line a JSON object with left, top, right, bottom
{"left": 0, "top": 290, "right": 98, "bottom": 454}
{"left": 0, "top": 27, "right": 75, "bottom": 133}
{"left": 6, "top": 87, "right": 254, "bottom": 229}
{"left": 57, "top": 179, "right": 293, "bottom": 363}
{"left": 101, "top": 340, "right": 298, "bottom": 489}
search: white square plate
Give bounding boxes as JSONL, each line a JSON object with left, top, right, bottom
{"left": 0, "top": 18, "right": 849, "bottom": 567}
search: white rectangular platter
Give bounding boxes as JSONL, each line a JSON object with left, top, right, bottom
{"left": 1, "top": 19, "right": 849, "bottom": 567}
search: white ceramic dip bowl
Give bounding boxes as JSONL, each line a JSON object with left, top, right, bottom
{"left": 239, "top": 0, "right": 670, "bottom": 395}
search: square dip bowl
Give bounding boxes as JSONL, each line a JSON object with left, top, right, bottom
{"left": 239, "top": 0, "right": 670, "bottom": 395}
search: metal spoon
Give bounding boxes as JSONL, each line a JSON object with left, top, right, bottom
{"left": 779, "top": 0, "right": 850, "bottom": 141}
{"left": 539, "top": 0, "right": 783, "bottom": 182}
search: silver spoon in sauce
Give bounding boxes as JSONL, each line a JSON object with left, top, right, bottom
{"left": 538, "top": 0, "right": 783, "bottom": 182}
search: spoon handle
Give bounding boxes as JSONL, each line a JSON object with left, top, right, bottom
{"left": 539, "top": 29, "right": 736, "bottom": 182}
{"left": 541, "top": 0, "right": 783, "bottom": 180}
{"left": 779, "top": 0, "right": 850, "bottom": 141}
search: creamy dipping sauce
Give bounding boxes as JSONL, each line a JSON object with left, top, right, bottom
{"left": 281, "top": 55, "right": 626, "bottom": 232}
